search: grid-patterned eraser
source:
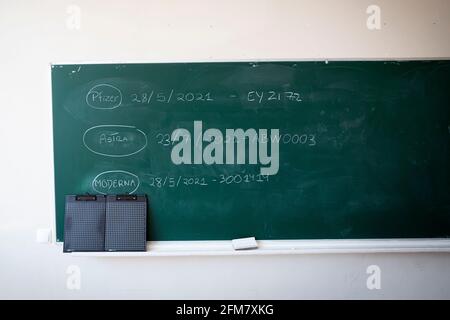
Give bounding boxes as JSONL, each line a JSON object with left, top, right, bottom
{"left": 105, "top": 195, "right": 147, "bottom": 252}
{"left": 63, "top": 195, "right": 106, "bottom": 252}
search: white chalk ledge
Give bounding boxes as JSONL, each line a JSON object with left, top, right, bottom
{"left": 65, "top": 239, "right": 450, "bottom": 257}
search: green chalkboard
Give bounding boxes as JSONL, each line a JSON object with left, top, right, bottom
{"left": 52, "top": 61, "right": 450, "bottom": 242}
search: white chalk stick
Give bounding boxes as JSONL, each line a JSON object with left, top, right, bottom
{"left": 232, "top": 237, "right": 258, "bottom": 250}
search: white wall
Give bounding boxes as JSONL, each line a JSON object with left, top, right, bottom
{"left": 1, "top": 0, "right": 450, "bottom": 299}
